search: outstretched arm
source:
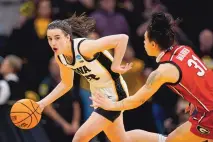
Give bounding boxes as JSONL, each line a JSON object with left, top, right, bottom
{"left": 91, "top": 63, "right": 180, "bottom": 111}
{"left": 37, "top": 56, "right": 74, "bottom": 109}
{"left": 115, "top": 70, "right": 164, "bottom": 110}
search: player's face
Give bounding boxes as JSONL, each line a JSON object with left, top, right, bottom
{"left": 144, "top": 31, "right": 157, "bottom": 56}
{"left": 47, "top": 29, "right": 70, "bottom": 55}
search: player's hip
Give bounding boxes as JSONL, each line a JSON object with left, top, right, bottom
{"left": 90, "top": 77, "right": 129, "bottom": 101}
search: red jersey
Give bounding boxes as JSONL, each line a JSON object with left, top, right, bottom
{"left": 159, "top": 45, "right": 213, "bottom": 112}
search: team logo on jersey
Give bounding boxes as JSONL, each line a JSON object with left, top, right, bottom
{"left": 196, "top": 125, "right": 210, "bottom": 134}
{"left": 76, "top": 55, "right": 84, "bottom": 63}
{"left": 76, "top": 55, "right": 81, "bottom": 60}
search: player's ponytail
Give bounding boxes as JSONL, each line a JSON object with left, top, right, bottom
{"left": 64, "top": 13, "right": 96, "bottom": 38}
{"left": 147, "top": 12, "right": 180, "bottom": 50}
{"left": 151, "top": 12, "right": 172, "bottom": 32}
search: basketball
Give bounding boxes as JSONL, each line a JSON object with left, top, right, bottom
{"left": 10, "top": 99, "right": 42, "bottom": 129}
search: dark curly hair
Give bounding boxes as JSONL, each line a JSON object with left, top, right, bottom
{"left": 47, "top": 13, "right": 96, "bottom": 38}
{"left": 147, "top": 12, "right": 179, "bottom": 50}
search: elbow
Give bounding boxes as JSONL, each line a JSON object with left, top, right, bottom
{"left": 68, "top": 84, "right": 73, "bottom": 90}
{"left": 66, "top": 83, "right": 73, "bottom": 90}
{"left": 119, "top": 34, "right": 129, "bottom": 42}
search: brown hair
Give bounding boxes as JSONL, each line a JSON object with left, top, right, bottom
{"left": 48, "top": 13, "right": 96, "bottom": 38}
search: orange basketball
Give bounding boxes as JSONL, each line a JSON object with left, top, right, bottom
{"left": 10, "top": 99, "right": 42, "bottom": 129}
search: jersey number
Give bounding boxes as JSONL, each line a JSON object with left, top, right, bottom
{"left": 187, "top": 55, "right": 207, "bottom": 76}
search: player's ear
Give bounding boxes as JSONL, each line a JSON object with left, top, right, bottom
{"left": 151, "top": 41, "right": 156, "bottom": 48}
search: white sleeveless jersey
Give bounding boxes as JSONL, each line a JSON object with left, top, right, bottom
{"left": 58, "top": 38, "right": 129, "bottom": 101}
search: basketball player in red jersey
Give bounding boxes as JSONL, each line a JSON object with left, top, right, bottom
{"left": 91, "top": 12, "right": 213, "bottom": 142}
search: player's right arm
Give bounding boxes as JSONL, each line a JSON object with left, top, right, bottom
{"left": 80, "top": 34, "right": 132, "bottom": 74}
{"left": 37, "top": 56, "right": 74, "bottom": 110}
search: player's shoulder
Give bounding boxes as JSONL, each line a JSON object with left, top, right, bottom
{"left": 170, "top": 45, "right": 188, "bottom": 51}
{"left": 158, "top": 62, "right": 177, "bottom": 72}
{"left": 73, "top": 38, "right": 87, "bottom": 42}
{"left": 173, "top": 45, "right": 193, "bottom": 52}
{"left": 168, "top": 45, "right": 194, "bottom": 61}
{"left": 158, "top": 62, "right": 180, "bottom": 80}
{"left": 74, "top": 37, "right": 94, "bottom": 48}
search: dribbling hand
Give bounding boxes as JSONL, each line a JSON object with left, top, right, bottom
{"left": 111, "top": 63, "right": 133, "bottom": 74}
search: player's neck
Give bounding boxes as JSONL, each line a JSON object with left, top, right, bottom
{"left": 155, "top": 50, "right": 165, "bottom": 62}
{"left": 62, "top": 42, "right": 74, "bottom": 64}
{"left": 64, "top": 42, "right": 73, "bottom": 57}
{"left": 154, "top": 48, "right": 163, "bottom": 57}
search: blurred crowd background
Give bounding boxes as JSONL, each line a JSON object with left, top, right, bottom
{"left": 0, "top": 0, "right": 213, "bottom": 142}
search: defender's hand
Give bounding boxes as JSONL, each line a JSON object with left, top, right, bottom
{"left": 90, "top": 92, "right": 116, "bottom": 111}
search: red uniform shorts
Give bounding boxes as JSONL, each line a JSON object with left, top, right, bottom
{"left": 189, "top": 110, "right": 213, "bottom": 139}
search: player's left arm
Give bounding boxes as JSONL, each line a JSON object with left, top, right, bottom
{"left": 92, "top": 63, "right": 180, "bottom": 111}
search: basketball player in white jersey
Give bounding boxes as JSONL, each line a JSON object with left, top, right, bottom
{"left": 37, "top": 13, "right": 166, "bottom": 142}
